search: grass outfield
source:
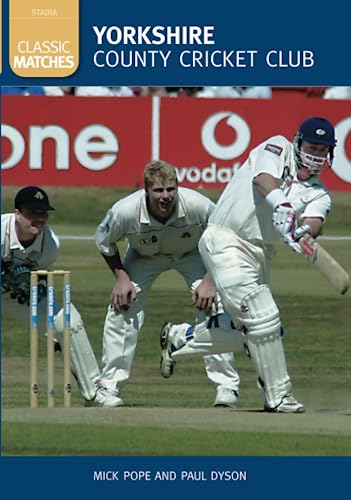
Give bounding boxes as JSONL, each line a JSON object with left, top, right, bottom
{"left": 1, "top": 187, "right": 351, "bottom": 455}
{"left": 2, "top": 187, "right": 351, "bottom": 233}
{"left": 3, "top": 420, "right": 351, "bottom": 456}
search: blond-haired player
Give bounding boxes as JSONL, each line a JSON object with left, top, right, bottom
{"left": 95, "top": 160, "right": 240, "bottom": 407}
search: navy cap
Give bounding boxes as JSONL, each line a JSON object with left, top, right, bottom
{"left": 297, "top": 117, "right": 336, "bottom": 147}
{"left": 14, "top": 186, "right": 55, "bottom": 211}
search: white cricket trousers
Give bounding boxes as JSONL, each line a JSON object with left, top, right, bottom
{"left": 198, "top": 225, "right": 272, "bottom": 312}
{"left": 100, "top": 248, "right": 239, "bottom": 393}
{"left": 198, "top": 225, "right": 293, "bottom": 408}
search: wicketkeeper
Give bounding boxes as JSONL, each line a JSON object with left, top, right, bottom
{"left": 1, "top": 186, "right": 102, "bottom": 405}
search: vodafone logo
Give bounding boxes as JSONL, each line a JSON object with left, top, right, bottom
{"left": 333, "top": 117, "right": 351, "bottom": 183}
{"left": 201, "top": 112, "right": 251, "bottom": 160}
{"left": 176, "top": 112, "right": 250, "bottom": 185}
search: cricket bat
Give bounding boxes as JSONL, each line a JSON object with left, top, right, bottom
{"left": 299, "top": 235, "right": 349, "bottom": 295}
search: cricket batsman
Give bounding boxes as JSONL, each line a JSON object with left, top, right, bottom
{"left": 160, "top": 117, "right": 337, "bottom": 413}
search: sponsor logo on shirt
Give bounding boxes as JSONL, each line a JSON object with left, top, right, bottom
{"left": 264, "top": 143, "right": 283, "bottom": 156}
{"left": 139, "top": 235, "right": 158, "bottom": 245}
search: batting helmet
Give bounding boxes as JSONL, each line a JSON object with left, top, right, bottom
{"left": 293, "top": 116, "right": 337, "bottom": 173}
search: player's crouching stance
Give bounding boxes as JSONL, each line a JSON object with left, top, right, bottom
{"left": 94, "top": 160, "right": 240, "bottom": 408}
{"left": 1, "top": 186, "right": 102, "bottom": 405}
{"left": 160, "top": 116, "right": 337, "bottom": 414}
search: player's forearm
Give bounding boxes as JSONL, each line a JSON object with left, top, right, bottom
{"left": 201, "top": 272, "right": 215, "bottom": 287}
{"left": 301, "top": 217, "right": 323, "bottom": 238}
{"left": 100, "top": 251, "right": 129, "bottom": 279}
{"left": 253, "top": 172, "right": 280, "bottom": 197}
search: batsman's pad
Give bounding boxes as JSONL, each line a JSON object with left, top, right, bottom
{"left": 172, "top": 313, "right": 245, "bottom": 359}
{"left": 54, "top": 303, "right": 101, "bottom": 401}
{"left": 241, "top": 285, "right": 292, "bottom": 408}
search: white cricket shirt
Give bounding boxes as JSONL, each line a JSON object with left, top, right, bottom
{"left": 96, "top": 187, "right": 215, "bottom": 258}
{"left": 209, "top": 135, "right": 331, "bottom": 244}
{"left": 1, "top": 213, "right": 60, "bottom": 269}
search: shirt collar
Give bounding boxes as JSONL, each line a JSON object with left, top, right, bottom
{"left": 139, "top": 194, "right": 151, "bottom": 224}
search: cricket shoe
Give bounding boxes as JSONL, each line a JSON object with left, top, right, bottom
{"left": 213, "top": 387, "right": 239, "bottom": 408}
{"left": 93, "top": 387, "right": 124, "bottom": 408}
{"left": 160, "top": 322, "right": 176, "bottom": 378}
{"left": 264, "top": 393, "right": 305, "bottom": 413}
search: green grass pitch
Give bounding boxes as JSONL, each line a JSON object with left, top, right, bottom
{"left": 2, "top": 188, "right": 351, "bottom": 455}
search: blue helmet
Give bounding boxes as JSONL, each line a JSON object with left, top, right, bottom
{"left": 293, "top": 117, "right": 337, "bottom": 172}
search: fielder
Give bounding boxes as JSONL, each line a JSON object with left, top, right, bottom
{"left": 1, "top": 186, "right": 102, "bottom": 404}
{"left": 160, "top": 116, "right": 337, "bottom": 413}
{"left": 94, "top": 160, "right": 240, "bottom": 408}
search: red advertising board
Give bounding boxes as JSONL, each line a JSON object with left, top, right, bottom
{"left": 160, "top": 94, "right": 351, "bottom": 191}
{"left": 2, "top": 94, "right": 351, "bottom": 191}
{"left": 1, "top": 96, "right": 152, "bottom": 187}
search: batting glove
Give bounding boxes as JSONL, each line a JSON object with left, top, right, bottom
{"left": 283, "top": 224, "right": 312, "bottom": 254}
{"left": 266, "top": 190, "right": 308, "bottom": 254}
{"left": 294, "top": 224, "right": 312, "bottom": 240}
{"left": 272, "top": 203, "right": 302, "bottom": 253}
{"left": 272, "top": 202, "right": 296, "bottom": 235}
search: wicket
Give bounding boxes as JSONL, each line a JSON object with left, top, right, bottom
{"left": 30, "top": 270, "right": 72, "bottom": 408}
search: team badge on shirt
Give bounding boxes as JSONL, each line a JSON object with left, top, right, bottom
{"left": 264, "top": 144, "right": 283, "bottom": 156}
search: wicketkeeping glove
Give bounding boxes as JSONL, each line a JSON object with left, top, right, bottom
{"left": 9, "top": 265, "right": 31, "bottom": 304}
{"left": 1, "top": 265, "right": 47, "bottom": 305}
